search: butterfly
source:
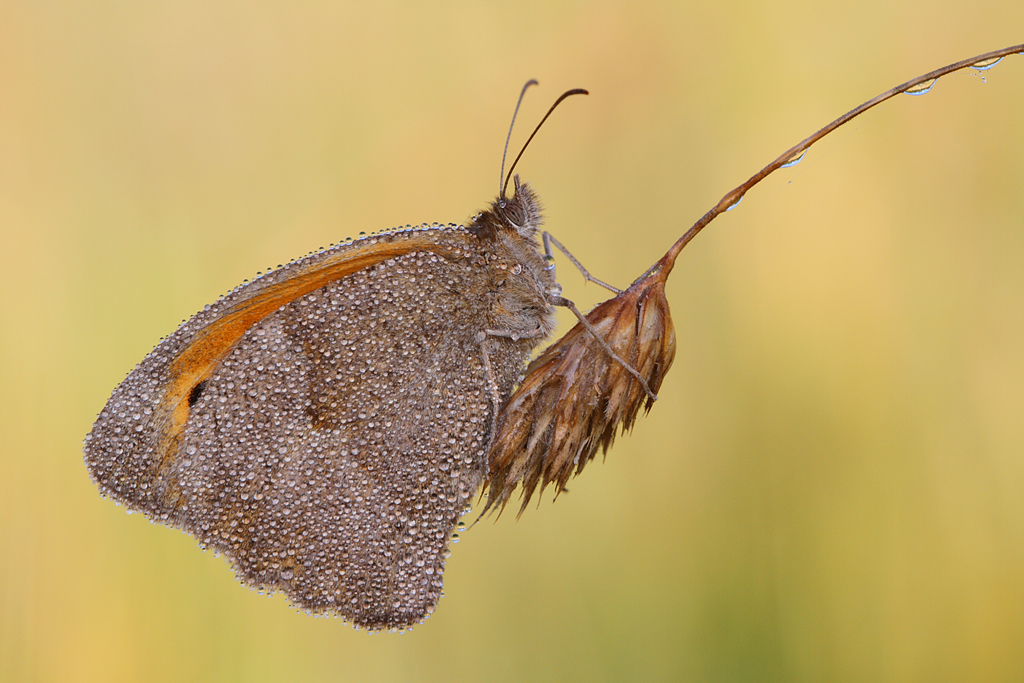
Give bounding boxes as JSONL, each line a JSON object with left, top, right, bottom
{"left": 83, "top": 84, "right": 669, "bottom": 631}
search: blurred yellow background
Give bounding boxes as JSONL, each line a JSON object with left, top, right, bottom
{"left": 2, "top": 2, "right": 1023, "bottom": 681}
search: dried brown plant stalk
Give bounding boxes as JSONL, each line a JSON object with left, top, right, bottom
{"left": 483, "top": 266, "right": 676, "bottom": 515}
{"left": 483, "top": 43, "right": 1024, "bottom": 516}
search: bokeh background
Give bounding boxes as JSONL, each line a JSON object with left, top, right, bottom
{"left": 2, "top": 2, "right": 1023, "bottom": 682}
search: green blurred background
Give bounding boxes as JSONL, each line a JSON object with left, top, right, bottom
{"left": 2, "top": 2, "right": 1023, "bottom": 681}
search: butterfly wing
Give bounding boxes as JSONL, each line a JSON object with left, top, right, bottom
{"left": 85, "top": 227, "right": 504, "bottom": 629}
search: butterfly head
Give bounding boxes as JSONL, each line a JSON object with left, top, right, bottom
{"left": 471, "top": 174, "right": 543, "bottom": 241}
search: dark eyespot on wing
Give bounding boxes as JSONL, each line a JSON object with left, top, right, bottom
{"left": 187, "top": 380, "right": 208, "bottom": 407}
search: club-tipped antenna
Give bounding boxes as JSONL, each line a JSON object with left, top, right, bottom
{"left": 500, "top": 86, "right": 589, "bottom": 199}
{"left": 500, "top": 80, "right": 539, "bottom": 199}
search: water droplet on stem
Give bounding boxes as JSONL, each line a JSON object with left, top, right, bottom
{"left": 781, "top": 150, "right": 806, "bottom": 168}
{"left": 971, "top": 56, "right": 1003, "bottom": 71}
{"left": 904, "top": 79, "right": 936, "bottom": 96}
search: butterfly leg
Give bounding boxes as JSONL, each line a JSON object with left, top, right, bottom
{"left": 476, "top": 335, "right": 507, "bottom": 449}
{"left": 542, "top": 231, "right": 622, "bottom": 294}
{"left": 539, "top": 233, "right": 656, "bottom": 401}
{"left": 546, "top": 293, "right": 658, "bottom": 403}
{"left": 477, "top": 325, "right": 548, "bottom": 447}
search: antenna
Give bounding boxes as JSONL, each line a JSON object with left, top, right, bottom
{"left": 500, "top": 85, "right": 589, "bottom": 199}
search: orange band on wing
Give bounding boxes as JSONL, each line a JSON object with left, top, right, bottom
{"left": 158, "top": 235, "right": 461, "bottom": 452}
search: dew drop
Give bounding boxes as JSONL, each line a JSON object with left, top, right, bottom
{"left": 780, "top": 150, "right": 806, "bottom": 169}
{"left": 904, "top": 78, "right": 936, "bottom": 96}
{"left": 725, "top": 195, "right": 743, "bottom": 212}
{"left": 971, "top": 56, "right": 1003, "bottom": 71}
